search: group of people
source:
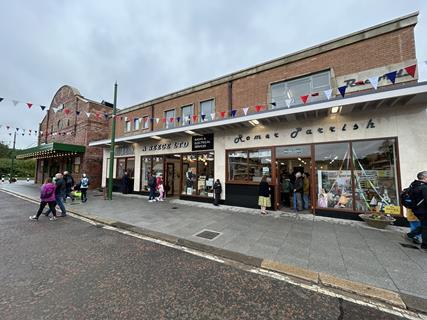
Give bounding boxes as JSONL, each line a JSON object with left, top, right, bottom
{"left": 29, "top": 171, "right": 89, "bottom": 221}
{"left": 280, "top": 171, "right": 310, "bottom": 211}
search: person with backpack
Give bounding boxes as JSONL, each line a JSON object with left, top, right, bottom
{"left": 403, "top": 171, "right": 427, "bottom": 251}
{"left": 29, "top": 177, "right": 58, "bottom": 221}
{"left": 213, "top": 179, "right": 222, "bottom": 206}
{"left": 80, "top": 173, "right": 90, "bottom": 203}
{"left": 148, "top": 172, "right": 157, "bottom": 202}
{"left": 44, "top": 173, "right": 67, "bottom": 217}
{"left": 63, "top": 171, "right": 75, "bottom": 202}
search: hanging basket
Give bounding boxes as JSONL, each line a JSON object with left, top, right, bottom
{"left": 359, "top": 213, "right": 395, "bottom": 229}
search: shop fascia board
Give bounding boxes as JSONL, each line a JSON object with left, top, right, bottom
{"left": 89, "top": 82, "right": 427, "bottom": 147}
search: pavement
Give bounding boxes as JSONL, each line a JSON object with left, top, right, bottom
{"left": 1, "top": 181, "right": 427, "bottom": 315}
{"left": 1, "top": 191, "right": 416, "bottom": 320}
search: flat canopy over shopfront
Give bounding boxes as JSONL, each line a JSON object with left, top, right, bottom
{"left": 17, "top": 142, "right": 86, "bottom": 160}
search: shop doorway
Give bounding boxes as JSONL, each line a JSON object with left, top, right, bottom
{"left": 164, "top": 155, "right": 181, "bottom": 197}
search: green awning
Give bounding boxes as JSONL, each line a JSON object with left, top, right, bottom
{"left": 17, "top": 142, "right": 86, "bottom": 159}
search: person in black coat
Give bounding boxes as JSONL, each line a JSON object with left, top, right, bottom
{"left": 213, "top": 179, "right": 222, "bottom": 206}
{"left": 258, "top": 175, "right": 271, "bottom": 215}
{"left": 121, "top": 171, "right": 129, "bottom": 194}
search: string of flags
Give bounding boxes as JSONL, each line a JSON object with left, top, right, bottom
{"left": 117, "top": 63, "right": 419, "bottom": 126}
{"left": 0, "top": 124, "right": 39, "bottom": 137}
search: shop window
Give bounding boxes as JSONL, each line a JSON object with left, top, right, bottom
{"left": 140, "top": 157, "right": 152, "bottom": 191}
{"left": 228, "top": 150, "right": 248, "bottom": 181}
{"left": 197, "top": 153, "right": 215, "bottom": 197}
{"left": 248, "top": 149, "right": 272, "bottom": 182}
{"left": 315, "top": 143, "right": 352, "bottom": 210}
{"left": 183, "top": 155, "right": 198, "bottom": 195}
{"left": 200, "top": 99, "right": 215, "bottom": 121}
{"left": 127, "top": 158, "right": 135, "bottom": 178}
{"left": 181, "top": 104, "right": 193, "bottom": 126}
{"left": 352, "top": 139, "right": 399, "bottom": 212}
{"left": 165, "top": 109, "right": 175, "bottom": 129}
{"left": 134, "top": 118, "right": 140, "bottom": 130}
{"left": 116, "top": 157, "right": 135, "bottom": 179}
{"left": 270, "top": 70, "right": 331, "bottom": 108}
{"left": 152, "top": 157, "right": 164, "bottom": 177}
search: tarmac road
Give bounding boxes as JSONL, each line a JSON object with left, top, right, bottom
{"left": 0, "top": 191, "right": 408, "bottom": 320}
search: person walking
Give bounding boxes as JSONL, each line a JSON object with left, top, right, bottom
{"left": 44, "top": 173, "right": 67, "bottom": 217}
{"left": 156, "top": 174, "right": 164, "bottom": 201}
{"left": 147, "top": 172, "right": 157, "bottom": 202}
{"left": 213, "top": 179, "right": 222, "bottom": 206}
{"left": 63, "top": 171, "right": 75, "bottom": 202}
{"left": 80, "top": 173, "right": 90, "bottom": 203}
{"left": 293, "top": 172, "right": 304, "bottom": 211}
{"left": 29, "top": 177, "right": 58, "bottom": 221}
{"left": 258, "top": 175, "right": 271, "bottom": 215}
{"left": 405, "top": 171, "right": 427, "bottom": 252}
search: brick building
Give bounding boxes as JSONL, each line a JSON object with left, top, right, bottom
{"left": 89, "top": 12, "right": 426, "bottom": 222}
{"left": 18, "top": 85, "right": 112, "bottom": 188}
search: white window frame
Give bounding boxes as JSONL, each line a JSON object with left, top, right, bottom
{"left": 181, "top": 104, "right": 194, "bottom": 126}
{"left": 133, "top": 117, "right": 140, "bottom": 131}
{"left": 164, "top": 109, "right": 176, "bottom": 129}
{"left": 200, "top": 98, "right": 215, "bottom": 122}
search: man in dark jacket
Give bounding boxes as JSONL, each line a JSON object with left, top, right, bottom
{"left": 213, "top": 179, "right": 222, "bottom": 206}
{"left": 406, "top": 171, "right": 427, "bottom": 251}
{"left": 45, "top": 173, "right": 67, "bottom": 217}
{"left": 63, "top": 171, "right": 75, "bottom": 202}
{"left": 293, "top": 172, "right": 304, "bottom": 211}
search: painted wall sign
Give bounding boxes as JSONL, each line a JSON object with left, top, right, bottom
{"left": 115, "top": 145, "right": 135, "bottom": 156}
{"left": 192, "top": 134, "right": 214, "bottom": 151}
{"left": 141, "top": 141, "right": 189, "bottom": 152}
{"left": 233, "top": 119, "right": 376, "bottom": 144}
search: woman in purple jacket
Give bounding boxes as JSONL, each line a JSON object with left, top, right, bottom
{"left": 29, "top": 178, "right": 58, "bottom": 221}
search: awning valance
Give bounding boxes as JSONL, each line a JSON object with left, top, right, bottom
{"left": 17, "top": 142, "right": 86, "bottom": 159}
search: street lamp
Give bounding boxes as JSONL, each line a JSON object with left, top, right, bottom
{"left": 107, "top": 82, "right": 118, "bottom": 200}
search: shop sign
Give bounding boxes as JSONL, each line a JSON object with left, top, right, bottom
{"left": 384, "top": 205, "right": 401, "bottom": 215}
{"left": 192, "top": 134, "right": 214, "bottom": 151}
{"left": 141, "top": 141, "right": 189, "bottom": 152}
{"left": 115, "top": 145, "right": 134, "bottom": 156}
{"left": 233, "top": 119, "right": 376, "bottom": 143}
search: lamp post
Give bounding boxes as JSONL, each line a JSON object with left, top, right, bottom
{"left": 107, "top": 82, "right": 118, "bottom": 200}
{"left": 10, "top": 131, "right": 16, "bottom": 182}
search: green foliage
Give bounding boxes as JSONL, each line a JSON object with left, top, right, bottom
{"left": 0, "top": 143, "right": 36, "bottom": 178}
{"left": 0, "top": 143, "right": 11, "bottom": 158}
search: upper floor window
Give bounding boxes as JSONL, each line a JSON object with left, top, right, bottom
{"left": 133, "top": 117, "right": 140, "bottom": 130}
{"left": 200, "top": 99, "right": 215, "bottom": 121}
{"left": 270, "top": 70, "right": 331, "bottom": 108}
{"left": 165, "top": 109, "right": 175, "bottom": 129}
{"left": 143, "top": 116, "right": 150, "bottom": 129}
{"left": 181, "top": 104, "right": 193, "bottom": 125}
{"left": 125, "top": 120, "right": 131, "bottom": 132}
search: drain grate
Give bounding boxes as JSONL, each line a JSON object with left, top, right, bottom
{"left": 399, "top": 243, "right": 419, "bottom": 250}
{"left": 171, "top": 207, "right": 179, "bottom": 209}
{"left": 195, "top": 229, "right": 221, "bottom": 240}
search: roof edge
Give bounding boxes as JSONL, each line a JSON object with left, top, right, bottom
{"left": 119, "top": 11, "right": 418, "bottom": 114}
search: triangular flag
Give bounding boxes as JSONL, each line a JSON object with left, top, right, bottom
{"left": 300, "top": 95, "right": 309, "bottom": 104}
{"left": 16, "top": 128, "right": 19, "bottom": 131}
{"left": 161, "top": 117, "right": 166, "bottom": 123}
{"left": 210, "top": 113, "right": 216, "bottom": 120}
{"left": 149, "top": 118, "right": 154, "bottom": 123}
{"left": 324, "top": 89, "right": 332, "bottom": 100}
{"left": 220, "top": 111, "right": 226, "bottom": 118}
{"left": 285, "top": 99, "right": 292, "bottom": 108}
{"left": 338, "top": 85, "right": 347, "bottom": 98}
{"left": 22, "top": 133, "right": 25, "bottom": 136}
{"left": 40, "top": 105, "right": 47, "bottom": 111}
{"left": 96, "top": 112, "right": 101, "bottom": 119}
{"left": 26, "top": 103, "right": 33, "bottom": 109}
{"left": 12, "top": 100, "right": 19, "bottom": 106}
{"left": 386, "top": 71, "right": 397, "bottom": 84}
{"left": 76, "top": 111, "right": 81, "bottom": 116}
{"left": 104, "top": 112, "right": 109, "bottom": 119}
{"left": 192, "top": 115, "right": 198, "bottom": 122}
{"left": 270, "top": 102, "right": 277, "bottom": 107}
{"left": 64, "top": 108, "right": 70, "bottom": 115}
{"left": 138, "top": 117, "right": 142, "bottom": 123}
{"left": 0, "top": 97, "right": 3, "bottom": 102}
{"left": 169, "top": 117, "right": 174, "bottom": 123}
{"left": 9, "top": 133, "right": 11, "bottom": 136}
{"left": 53, "top": 107, "right": 58, "bottom": 113}
{"left": 85, "top": 112, "right": 91, "bottom": 118}
{"left": 231, "top": 110, "right": 237, "bottom": 117}
{"left": 155, "top": 118, "right": 160, "bottom": 124}
{"left": 176, "top": 116, "right": 181, "bottom": 123}
{"left": 201, "top": 114, "right": 206, "bottom": 121}
{"left": 368, "top": 76, "right": 379, "bottom": 90}
{"left": 404, "top": 64, "right": 417, "bottom": 78}
{"left": 242, "top": 107, "right": 249, "bottom": 115}
{"left": 311, "top": 92, "right": 319, "bottom": 96}
{"left": 6, "top": 126, "right": 10, "bottom": 130}
{"left": 255, "top": 105, "right": 262, "bottom": 112}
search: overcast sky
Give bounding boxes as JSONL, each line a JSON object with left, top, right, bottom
{"left": 0, "top": 0, "right": 426, "bottom": 149}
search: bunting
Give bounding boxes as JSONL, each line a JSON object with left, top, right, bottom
{"left": 368, "top": 76, "right": 379, "bottom": 90}
{"left": 324, "top": 89, "right": 332, "bottom": 100}
{"left": 300, "top": 95, "right": 309, "bottom": 104}
{"left": 285, "top": 99, "right": 292, "bottom": 108}
{"left": 230, "top": 110, "right": 237, "bottom": 117}
{"left": 242, "top": 107, "right": 249, "bottom": 115}
{"left": 386, "top": 71, "right": 397, "bottom": 84}
{"left": 338, "top": 85, "right": 347, "bottom": 98}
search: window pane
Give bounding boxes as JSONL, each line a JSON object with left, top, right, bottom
{"left": 117, "top": 158, "right": 126, "bottom": 179}
{"left": 352, "top": 139, "right": 399, "bottom": 212}
{"left": 134, "top": 118, "right": 140, "bottom": 130}
{"left": 126, "top": 158, "right": 135, "bottom": 178}
{"left": 152, "top": 157, "right": 164, "bottom": 176}
{"left": 200, "top": 100, "right": 214, "bottom": 121}
{"left": 143, "top": 117, "right": 149, "bottom": 129}
{"left": 276, "top": 145, "right": 311, "bottom": 158}
{"left": 125, "top": 121, "right": 131, "bottom": 132}
{"left": 183, "top": 155, "right": 197, "bottom": 195}
{"left": 315, "top": 143, "right": 352, "bottom": 209}
{"left": 197, "top": 153, "right": 215, "bottom": 197}
{"left": 248, "top": 149, "right": 272, "bottom": 182}
{"left": 165, "top": 110, "right": 175, "bottom": 128}
{"left": 181, "top": 105, "right": 193, "bottom": 125}
{"left": 140, "top": 157, "right": 152, "bottom": 191}
{"left": 228, "top": 151, "right": 248, "bottom": 181}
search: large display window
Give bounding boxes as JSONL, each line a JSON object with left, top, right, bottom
{"left": 228, "top": 148, "right": 272, "bottom": 182}
{"left": 116, "top": 157, "right": 135, "bottom": 179}
{"left": 182, "top": 152, "right": 215, "bottom": 196}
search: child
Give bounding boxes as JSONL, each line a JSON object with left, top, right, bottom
{"left": 406, "top": 208, "right": 422, "bottom": 245}
{"left": 156, "top": 174, "right": 164, "bottom": 201}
